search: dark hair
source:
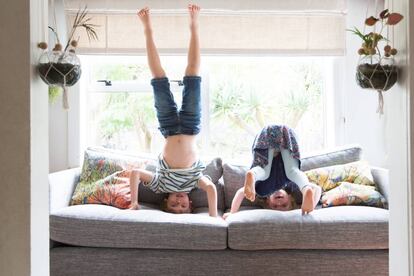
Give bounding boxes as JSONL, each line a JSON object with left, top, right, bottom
{"left": 159, "top": 193, "right": 193, "bottom": 213}
{"left": 258, "top": 189, "right": 300, "bottom": 211}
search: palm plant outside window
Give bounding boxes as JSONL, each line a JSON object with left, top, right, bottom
{"left": 81, "top": 55, "right": 329, "bottom": 163}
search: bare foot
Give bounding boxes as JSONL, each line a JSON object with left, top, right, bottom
{"left": 137, "top": 7, "right": 151, "bottom": 31}
{"left": 244, "top": 171, "right": 256, "bottom": 202}
{"left": 301, "top": 186, "right": 314, "bottom": 215}
{"left": 129, "top": 202, "right": 140, "bottom": 210}
{"left": 188, "top": 4, "right": 200, "bottom": 30}
{"left": 301, "top": 184, "right": 322, "bottom": 215}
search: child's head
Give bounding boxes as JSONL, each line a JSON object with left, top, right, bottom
{"left": 264, "top": 189, "right": 298, "bottom": 211}
{"left": 162, "top": 192, "right": 193, "bottom": 214}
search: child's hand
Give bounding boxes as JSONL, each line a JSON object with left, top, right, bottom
{"left": 222, "top": 212, "right": 232, "bottom": 220}
{"left": 129, "top": 202, "right": 140, "bottom": 210}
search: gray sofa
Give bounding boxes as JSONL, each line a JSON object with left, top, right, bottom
{"left": 49, "top": 145, "right": 389, "bottom": 276}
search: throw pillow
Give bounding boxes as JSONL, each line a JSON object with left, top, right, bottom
{"left": 79, "top": 147, "right": 148, "bottom": 183}
{"left": 71, "top": 147, "right": 155, "bottom": 208}
{"left": 305, "top": 160, "right": 375, "bottom": 191}
{"left": 222, "top": 163, "right": 261, "bottom": 209}
{"left": 71, "top": 148, "right": 225, "bottom": 209}
{"left": 321, "top": 182, "right": 387, "bottom": 208}
{"left": 71, "top": 170, "right": 132, "bottom": 209}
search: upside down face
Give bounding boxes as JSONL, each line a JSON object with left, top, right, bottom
{"left": 165, "top": 192, "right": 192, "bottom": 214}
{"left": 266, "top": 189, "right": 292, "bottom": 211}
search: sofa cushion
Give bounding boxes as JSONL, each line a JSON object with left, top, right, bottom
{"left": 223, "top": 163, "right": 266, "bottom": 209}
{"left": 305, "top": 160, "right": 375, "bottom": 191}
{"left": 72, "top": 147, "right": 159, "bottom": 207}
{"left": 222, "top": 145, "right": 364, "bottom": 209}
{"left": 71, "top": 170, "right": 132, "bottom": 209}
{"left": 79, "top": 147, "right": 153, "bottom": 183}
{"left": 226, "top": 206, "right": 388, "bottom": 250}
{"left": 137, "top": 157, "right": 225, "bottom": 210}
{"left": 189, "top": 157, "right": 225, "bottom": 210}
{"left": 71, "top": 147, "right": 225, "bottom": 210}
{"left": 50, "top": 204, "right": 227, "bottom": 250}
{"left": 321, "top": 182, "right": 388, "bottom": 208}
{"left": 300, "top": 144, "right": 362, "bottom": 171}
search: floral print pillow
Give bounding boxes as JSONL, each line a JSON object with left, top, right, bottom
{"left": 79, "top": 148, "right": 147, "bottom": 183}
{"left": 321, "top": 182, "right": 387, "bottom": 208}
{"left": 305, "top": 160, "right": 375, "bottom": 192}
{"left": 71, "top": 170, "right": 132, "bottom": 209}
{"left": 71, "top": 148, "right": 151, "bottom": 209}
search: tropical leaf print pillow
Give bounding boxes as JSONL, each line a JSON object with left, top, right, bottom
{"left": 79, "top": 148, "right": 146, "bottom": 183}
{"left": 71, "top": 147, "right": 151, "bottom": 208}
{"left": 305, "top": 160, "right": 375, "bottom": 192}
{"left": 71, "top": 170, "right": 132, "bottom": 209}
{"left": 321, "top": 182, "right": 387, "bottom": 208}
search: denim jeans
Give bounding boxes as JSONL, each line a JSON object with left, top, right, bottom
{"left": 151, "top": 76, "right": 202, "bottom": 138}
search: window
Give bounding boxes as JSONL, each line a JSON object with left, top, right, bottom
{"left": 79, "top": 55, "right": 336, "bottom": 163}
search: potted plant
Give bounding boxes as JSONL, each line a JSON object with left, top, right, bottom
{"left": 37, "top": 6, "right": 98, "bottom": 109}
{"left": 348, "top": 9, "right": 403, "bottom": 114}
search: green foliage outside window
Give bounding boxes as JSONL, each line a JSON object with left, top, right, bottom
{"left": 86, "top": 57, "right": 325, "bottom": 159}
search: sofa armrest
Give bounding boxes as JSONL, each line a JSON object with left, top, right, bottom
{"left": 371, "top": 166, "right": 389, "bottom": 202}
{"left": 49, "top": 167, "right": 81, "bottom": 213}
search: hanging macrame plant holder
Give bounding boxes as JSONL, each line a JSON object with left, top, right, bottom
{"left": 351, "top": 0, "right": 404, "bottom": 115}
{"left": 37, "top": 50, "right": 81, "bottom": 110}
{"left": 355, "top": 54, "right": 397, "bottom": 114}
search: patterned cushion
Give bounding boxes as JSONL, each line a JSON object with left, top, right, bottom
{"left": 79, "top": 147, "right": 151, "bottom": 183}
{"left": 71, "top": 147, "right": 224, "bottom": 210}
{"left": 71, "top": 148, "right": 153, "bottom": 208}
{"left": 305, "top": 160, "right": 375, "bottom": 191}
{"left": 321, "top": 182, "right": 388, "bottom": 208}
{"left": 71, "top": 170, "right": 132, "bottom": 209}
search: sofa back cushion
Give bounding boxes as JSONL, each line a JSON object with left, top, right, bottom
{"left": 300, "top": 144, "right": 362, "bottom": 171}
{"left": 71, "top": 147, "right": 224, "bottom": 210}
{"left": 222, "top": 144, "right": 363, "bottom": 209}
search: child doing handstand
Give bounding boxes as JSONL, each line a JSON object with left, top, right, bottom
{"left": 129, "top": 5, "right": 218, "bottom": 217}
{"left": 224, "top": 125, "right": 322, "bottom": 219}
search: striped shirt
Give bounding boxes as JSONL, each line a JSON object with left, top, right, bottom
{"left": 143, "top": 156, "right": 206, "bottom": 193}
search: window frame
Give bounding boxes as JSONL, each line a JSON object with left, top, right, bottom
{"left": 68, "top": 55, "right": 345, "bottom": 167}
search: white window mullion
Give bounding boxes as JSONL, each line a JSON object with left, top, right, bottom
{"left": 201, "top": 69, "right": 210, "bottom": 157}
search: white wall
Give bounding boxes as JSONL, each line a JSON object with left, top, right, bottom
{"left": 344, "top": 1, "right": 411, "bottom": 273}
{"left": 410, "top": 0, "right": 414, "bottom": 271}
{"left": 31, "top": 0, "right": 50, "bottom": 273}
{"left": 48, "top": 0, "right": 69, "bottom": 173}
{"left": 343, "top": 0, "right": 388, "bottom": 167}
{"left": 49, "top": 97, "right": 68, "bottom": 172}
{"left": 386, "top": 0, "right": 411, "bottom": 274}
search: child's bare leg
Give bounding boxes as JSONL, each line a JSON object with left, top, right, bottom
{"left": 185, "top": 4, "right": 200, "bottom": 76}
{"left": 244, "top": 170, "right": 256, "bottom": 202}
{"left": 137, "top": 7, "right": 166, "bottom": 78}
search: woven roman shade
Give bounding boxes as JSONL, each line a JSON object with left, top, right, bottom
{"left": 65, "top": 0, "right": 347, "bottom": 55}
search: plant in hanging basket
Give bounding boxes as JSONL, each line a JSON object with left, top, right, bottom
{"left": 348, "top": 9, "right": 403, "bottom": 91}
{"left": 37, "top": 6, "right": 98, "bottom": 108}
